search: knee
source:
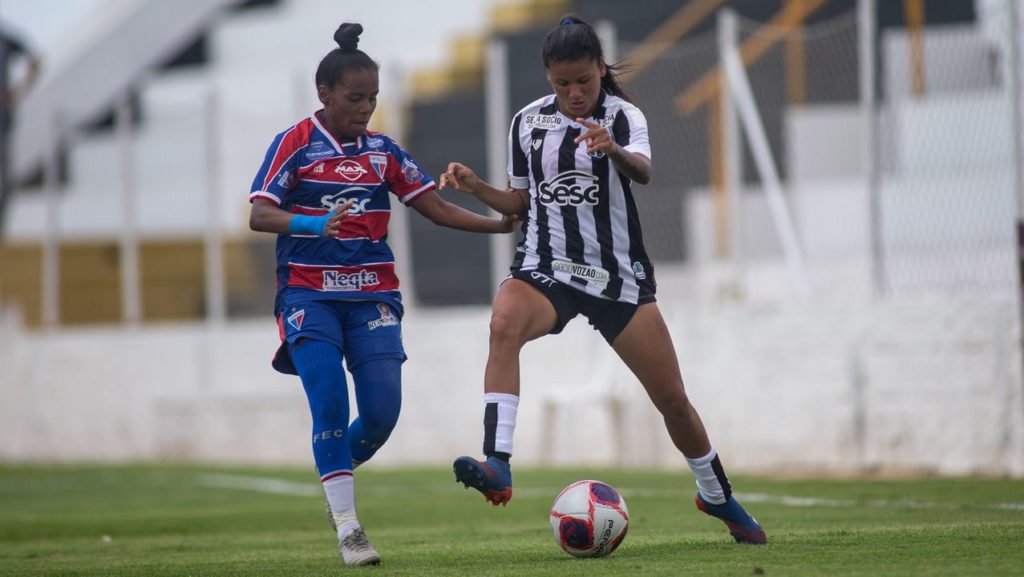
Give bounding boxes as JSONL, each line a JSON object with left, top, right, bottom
{"left": 489, "top": 310, "right": 527, "bottom": 349}
{"left": 656, "top": 389, "right": 695, "bottom": 421}
{"left": 365, "top": 403, "right": 400, "bottom": 437}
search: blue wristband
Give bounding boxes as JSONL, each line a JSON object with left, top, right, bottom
{"left": 288, "top": 213, "right": 331, "bottom": 236}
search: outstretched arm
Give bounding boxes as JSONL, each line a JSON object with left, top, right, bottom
{"left": 439, "top": 162, "right": 529, "bottom": 217}
{"left": 408, "top": 188, "right": 517, "bottom": 234}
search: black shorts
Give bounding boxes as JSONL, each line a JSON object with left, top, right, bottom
{"left": 509, "top": 269, "right": 656, "bottom": 344}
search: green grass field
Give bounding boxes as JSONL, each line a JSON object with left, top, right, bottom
{"left": 1, "top": 464, "right": 1022, "bottom": 576}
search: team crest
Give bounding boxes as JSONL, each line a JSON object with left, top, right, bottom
{"left": 369, "top": 153, "right": 388, "bottom": 180}
{"left": 367, "top": 303, "right": 399, "bottom": 330}
{"left": 287, "top": 308, "right": 305, "bottom": 330}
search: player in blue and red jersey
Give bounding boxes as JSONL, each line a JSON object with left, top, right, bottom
{"left": 249, "top": 22, "right": 515, "bottom": 567}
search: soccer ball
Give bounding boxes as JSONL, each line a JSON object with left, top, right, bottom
{"left": 549, "top": 480, "right": 629, "bottom": 558}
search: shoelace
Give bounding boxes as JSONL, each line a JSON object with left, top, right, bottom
{"left": 345, "top": 529, "right": 371, "bottom": 551}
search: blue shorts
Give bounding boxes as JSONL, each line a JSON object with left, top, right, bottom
{"left": 272, "top": 299, "right": 406, "bottom": 375}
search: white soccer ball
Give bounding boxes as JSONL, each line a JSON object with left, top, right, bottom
{"left": 549, "top": 479, "right": 629, "bottom": 558}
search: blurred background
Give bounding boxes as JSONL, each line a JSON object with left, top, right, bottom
{"left": 0, "top": 0, "right": 1021, "bottom": 478}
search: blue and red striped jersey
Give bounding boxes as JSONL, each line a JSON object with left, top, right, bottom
{"left": 250, "top": 111, "right": 434, "bottom": 316}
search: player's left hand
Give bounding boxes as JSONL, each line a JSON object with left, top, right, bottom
{"left": 574, "top": 118, "right": 616, "bottom": 156}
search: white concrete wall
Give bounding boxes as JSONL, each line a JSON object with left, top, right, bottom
{"left": 2, "top": 267, "right": 1020, "bottom": 477}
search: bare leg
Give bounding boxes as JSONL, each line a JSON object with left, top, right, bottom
{"left": 483, "top": 279, "right": 559, "bottom": 396}
{"left": 453, "top": 278, "right": 558, "bottom": 506}
{"left": 613, "top": 302, "right": 767, "bottom": 544}
{"left": 611, "top": 302, "right": 711, "bottom": 458}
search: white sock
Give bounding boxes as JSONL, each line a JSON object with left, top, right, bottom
{"left": 323, "top": 474, "right": 359, "bottom": 538}
{"left": 685, "top": 448, "right": 730, "bottom": 505}
{"left": 331, "top": 508, "right": 360, "bottom": 541}
{"left": 484, "top": 392, "right": 519, "bottom": 456}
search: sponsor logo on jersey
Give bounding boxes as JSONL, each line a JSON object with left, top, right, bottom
{"left": 313, "top": 163, "right": 325, "bottom": 174}
{"left": 365, "top": 136, "right": 384, "bottom": 149}
{"left": 553, "top": 260, "right": 610, "bottom": 287}
{"left": 286, "top": 308, "right": 305, "bottom": 330}
{"left": 532, "top": 138, "right": 543, "bottom": 150}
{"left": 369, "top": 153, "right": 388, "bottom": 180}
{"left": 401, "top": 159, "right": 423, "bottom": 184}
{"left": 537, "top": 170, "right": 600, "bottom": 206}
{"left": 322, "top": 269, "right": 380, "bottom": 291}
{"left": 322, "top": 187, "right": 372, "bottom": 216}
{"left": 367, "top": 303, "right": 399, "bottom": 330}
{"left": 336, "top": 159, "right": 368, "bottom": 181}
{"left": 523, "top": 114, "right": 562, "bottom": 131}
{"left": 305, "top": 141, "right": 335, "bottom": 161}
{"left": 277, "top": 171, "right": 294, "bottom": 188}
{"left": 632, "top": 261, "right": 647, "bottom": 280}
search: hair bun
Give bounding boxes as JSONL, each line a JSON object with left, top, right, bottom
{"left": 334, "top": 22, "right": 363, "bottom": 51}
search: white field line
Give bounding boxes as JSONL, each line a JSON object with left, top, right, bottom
{"left": 196, "top": 473, "right": 1024, "bottom": 512}
{"left": 198, "top": 473, "right": 323, "bottom": 497}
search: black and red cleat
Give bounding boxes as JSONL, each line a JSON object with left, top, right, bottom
{"left": 695, "top": 492, "right": 768, "bottom": 544}
{"left": 453, "top": 456, "right": 513, "bottom": 506}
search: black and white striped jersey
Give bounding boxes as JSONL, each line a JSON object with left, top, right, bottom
{"left": 507, "top": 91, "right": 656, "bottom": 304}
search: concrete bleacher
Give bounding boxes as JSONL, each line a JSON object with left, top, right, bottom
{"left": 0, "top": 262, "right": 1019, "bottom": 476}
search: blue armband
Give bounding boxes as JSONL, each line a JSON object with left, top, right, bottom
{"left": 288, "top": 213, "right": 331, "bottom": 236}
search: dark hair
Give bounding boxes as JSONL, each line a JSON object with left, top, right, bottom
{"left": 315, "top": 22, "right": 378, "bottom": 88}
{"left": 542, "top": 14, "right": 630, "bottom": 101}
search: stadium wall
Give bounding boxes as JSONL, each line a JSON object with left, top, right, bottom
{"left": 2, "top": 274, "right": 1020, "bottom": 478}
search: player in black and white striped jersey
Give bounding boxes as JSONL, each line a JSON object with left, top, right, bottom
{"left": 441, "top": 14, "right": 767, "bottom": 545}
{"left": 508, "top": 88, "right": 653, "bottom": 304}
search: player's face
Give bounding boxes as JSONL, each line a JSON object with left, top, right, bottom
{"left": 547, "top": 58, "right": 606, "bottom": 119}
{"left": 318, "top": 67, "right": 379, "bottom": 141}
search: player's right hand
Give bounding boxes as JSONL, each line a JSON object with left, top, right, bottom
{"left": 324, "top": 199, "right": 354, "bottom": 237}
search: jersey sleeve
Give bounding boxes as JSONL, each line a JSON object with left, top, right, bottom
{"left": 249, "top": 127, "right": 302, "bottom": 206}
{"left": 614, "top": 104, "right": 651, "bottom": 162}
{"left": 384, "top": 140, "right": 435, "bottom": 205}
{"left": 507, "top": 113, "right": 530, "bottom": 190}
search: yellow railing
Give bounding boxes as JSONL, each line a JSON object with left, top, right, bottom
{"left": 675, "top": 0, "right": 831, "bottom": 116}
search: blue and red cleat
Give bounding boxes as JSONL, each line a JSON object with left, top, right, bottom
{"left": 453, "top": 456, "right": 513, "bottom": 506}
{"left": 695, "top": 492, "right": 768, "bottom": 544}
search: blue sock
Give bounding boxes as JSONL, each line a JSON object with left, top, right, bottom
{"left": 290, "top": 339, "right": 352, "bottom": 477}
{"left": 348, "top": 359, "right": 402, "bottom": 465}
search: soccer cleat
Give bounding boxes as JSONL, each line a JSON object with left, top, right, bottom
{"left": 695, "top": 492, "right": 768, "bottom": 544}
{"left": 338, "top": 527, "right": 381, "bottom": 566}
{"left": 453, "top": 455, "right": 513, "bottom": 506}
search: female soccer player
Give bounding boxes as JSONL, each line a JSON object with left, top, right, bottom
{"left": 249, "top": 23, "right": 515, "bottom": 566}
{"left": 440, "top": 15, "right": 767, "bottom": 544}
